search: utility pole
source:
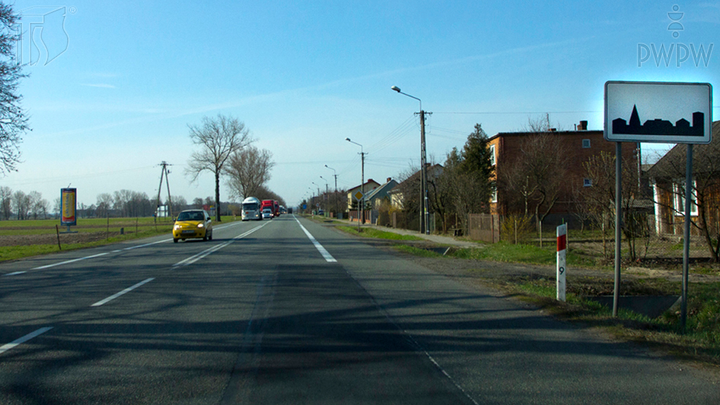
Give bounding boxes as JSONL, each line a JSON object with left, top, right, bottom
{"left": 156, "top": 161, "right": 173, "bottom": 220}
{"left": 420, "top": 110, "right": 430, "bottom": 234}
{"left": 391, "top": 86, "right": 431, "bottom": 234}
{"left": 325, "top": 165, "right": 338, "bottom": 218}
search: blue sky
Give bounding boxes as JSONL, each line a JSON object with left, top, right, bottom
{"left": 3, "top": 0, "right": 719, "bottom": 209}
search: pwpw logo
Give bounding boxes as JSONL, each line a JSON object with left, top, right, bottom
{"left": 637, "top": 4, "right": 713, "bottom": 68}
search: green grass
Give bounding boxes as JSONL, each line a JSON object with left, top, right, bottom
{"left": 483, "top": 273, "right": 720, "bottom": 365}
{"left": 337, "top": 226, "right": 424, "bottom": 241}
{"left": 0, "top": 216, "right": 239, "bottom": 262}
{"left": 449, "top": 241, "right": 605, "bottom": 269}
{"left": 394, "top": 245, "right": 443, "bottom": 257}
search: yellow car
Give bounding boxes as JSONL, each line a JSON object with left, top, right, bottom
{"left": 172, "top": 209, "right": 214, "bottom": 243}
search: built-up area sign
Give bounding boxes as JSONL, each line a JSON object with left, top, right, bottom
{"left": 604, "top": 81, "right": 712, "bottom": 144}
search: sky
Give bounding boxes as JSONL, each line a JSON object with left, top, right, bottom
{"left": 2, "top": 0, "right": 719, "bottom": 210}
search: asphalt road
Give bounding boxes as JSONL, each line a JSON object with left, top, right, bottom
{"left": 0, "top": 215, "right": 717, "bottom": 404}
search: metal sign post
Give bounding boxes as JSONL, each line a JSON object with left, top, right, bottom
{"left": 604, "top": 80, "right": 712, "bottom": 325}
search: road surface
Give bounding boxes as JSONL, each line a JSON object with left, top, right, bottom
{"left": 0, "top": 215, "right": 717, "bottom": 404}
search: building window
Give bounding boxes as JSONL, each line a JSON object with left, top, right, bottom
{"left": 491, "top": 189, "right": 497, "bottom": 203}
{"left": 582, "top": 139, "right": 591, "bottom": 148}
{"left": 489, "top": 144, "right": 496, "bottom": 166}
{"left": 583, "top": 178, "right": 592, "bottom": 187}
{"left": 673, "top": 180, "right": 698, "bottom": 216}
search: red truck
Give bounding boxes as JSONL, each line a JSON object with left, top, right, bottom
{"left": 261, "top": 199, "right": 277, "bottom": 218}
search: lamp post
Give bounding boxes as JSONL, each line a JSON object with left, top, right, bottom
{"left": 391, "top": 85, "right": 430, "bottom": 234}
{"left": 319, "top": 176, "right": 329, "bottom": 216}
{"left": 325, "top": 165, "right": 338, "bottom": 218}
{"left": 346, "top": 138, "right": 365, "bottom": 229}
{"left": 312, "top": 182, "right": 321, "bottom": 213}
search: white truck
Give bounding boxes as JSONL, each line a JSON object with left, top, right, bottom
{"left": 241, "top": 197, "right": 262, "bottom": 221}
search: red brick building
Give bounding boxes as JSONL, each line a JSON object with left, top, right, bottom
{"left": 488, "top": 123, "right": 639, "bottom": 226}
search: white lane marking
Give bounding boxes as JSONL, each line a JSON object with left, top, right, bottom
{"left": 90, "top": 278, "right": 155, "bottom": 307}
{"left": 33, "top": 252, "right": 110, "bottom": 270}
{"left": 122, "top": 238, "right": 171, "bottom": 251}
{"left": 16, "top": 221, "right": 249, "bottom": 274}
{"left": 0, "top": 327, "right": 54, "bottom": 355}
{"left": 172, "top": 222, "right": 270, "bottom": 268}
{"left": 294, "top": 217, "right": 337, "bottom": 263}
{"left": 173, "top": 242, "right": 231, "bottom": 268}
{"left": 4, "top": 271, "right": 27, "bottom": 277}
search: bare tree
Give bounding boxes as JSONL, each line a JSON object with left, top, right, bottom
{"left": 186, "top": 114, "right": 252, "bottom": 221}
{"left": 0, "top": 185, "right": 11, "bottom": 219}
{"left": 0, "top": 4, "right": 29, "bottom": 175}
{"left": 96, "top": 193, "right": 113, "bottom": 218}
{"left": 224, "top": 145, "right": 274, "bottom": 200}
{"left": 582, "top": 152, "right": 645, "bottom": 261}
{"left": 499, "top": 132, "right": 570, "bottom": 246}
{"left": 12, "top": 189, "right": 28, "bottom": 219}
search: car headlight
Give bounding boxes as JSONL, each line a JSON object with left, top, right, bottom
{"left": 174, "top": 224, "right": 182, "bottom": 230}
{"left": 197, "top": 223, "right": 204, "bottom": 228}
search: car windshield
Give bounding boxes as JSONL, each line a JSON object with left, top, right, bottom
{"left": 243, "top": 203, "right": 259, "bottom": 211}
{"left": 177, "top": 211, "right": 204, "bottom": 221}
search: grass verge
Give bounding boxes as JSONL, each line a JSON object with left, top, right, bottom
{"left": 337, "top": 226, "right": 424, "bottom": 241}
{"left": 478, "top": 273, "right": 720, "bottom": 366}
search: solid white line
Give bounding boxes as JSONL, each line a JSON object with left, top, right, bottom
{"left": 0, "top": 327, "right": 53, "bottom": 355}
{"left": 3, "top": 271, "right": 27, "bottom": 277}
{"left": 91, "top": 278, "right": 155, "bottom": 307}
{"left": 294, "top": 217, "right": 337, "bottom": 263}
{"left": 33, "top": 252, "right": 110, "bottom": 270}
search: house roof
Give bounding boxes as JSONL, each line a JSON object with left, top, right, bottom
{"left": 488, "top": 129, "right": 603, "bottom": 142}
{"left": 365, "top": 178, "right": 398, "bottom": 201}
{"left": 647, "top": 121, "right": 720, "bottom": 179}
{"left": 347, "top": 179, "right": 380, "bottom": 191}
{"left": 395, "top": 164, "right": 443, "bottom": 188}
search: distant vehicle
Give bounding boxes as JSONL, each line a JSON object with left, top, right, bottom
{"left": 279, "top": 206, "right": 287, "bottom": 215}
{"left": 274, "top": 201, "right": 280, "bottom": 217}
{"left": 261, "top": 199, "right": 276, "bottom": 218}
{"left": 241, "top": 197, "right": 262, "bottom": 221}
{"left": 317, "top": 209, "right": 324, "bottom": 216}
{"left": 262, "top": 208, "right": 273, "bottom": 219}
{"left": 173, "top": 209, "right": 213, "bottom": 243}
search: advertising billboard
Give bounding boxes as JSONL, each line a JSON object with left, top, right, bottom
{"left": 61, "top": 188, "right": 77, "bottom": 226}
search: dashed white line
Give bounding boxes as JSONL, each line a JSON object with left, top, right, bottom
{"left": 3, "top": 271, "right": 26, "bottom": 277}
{"left": 33, "top": 252, "right": 110, "bottom": 270}
{"left": 0, "top": 327, "right": 54, "bottom": 355}
{"left": 294, "top": 217, "right": 337, "bottom": 262}
{"left": 91, "top": 278, "right": 155, "bottom": 307}
{"left": 172, "top": 222, "right": 270, "bottom": 268}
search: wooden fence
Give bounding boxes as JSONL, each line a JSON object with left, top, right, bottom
{"left": 467, "top": 214, "right": 500, "bottom": 243}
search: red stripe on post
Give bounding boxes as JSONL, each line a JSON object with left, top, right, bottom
{"left": 557, "top": 234, "right": 566, "bottom": 252}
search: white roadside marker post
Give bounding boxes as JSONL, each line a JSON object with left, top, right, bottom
{"left": 557, "top": 224, "right": 567, "bottom": 302}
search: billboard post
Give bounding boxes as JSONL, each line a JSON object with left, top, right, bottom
{"left": 60, "top": 188, "right": 77, "bottom": 232}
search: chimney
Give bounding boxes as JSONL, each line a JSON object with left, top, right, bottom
{"left": 549, "top": 128, "right": 557, "bottom": 132}
{"left": 578, "top": 120, "right": 588, "bottom": 131}
{"left": 387, "top": 177, "right": 392, "bottom": 183}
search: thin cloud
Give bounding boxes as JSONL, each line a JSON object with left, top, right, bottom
{"left": 80, "top": 83, "right": 116, "bottom": 89}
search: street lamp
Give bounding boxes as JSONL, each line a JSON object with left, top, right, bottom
{"left": 325, "top": 164, "right": 339, "bottom": 218}
{"left": 346, "top": 137, "right": 366, "bottom": 228}
{"left": 319, "top": 176, "right": 329, "bottom": 215}
{"left": 392, "top": 85, "right": 430, "bottom": 234}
